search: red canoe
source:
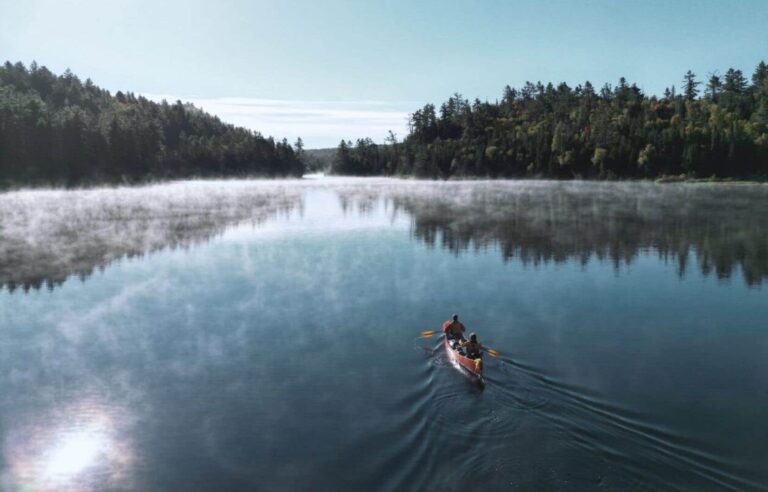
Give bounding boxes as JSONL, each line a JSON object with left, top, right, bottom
{"left": 443, "top": 334, "right": 483, "bottom": 379}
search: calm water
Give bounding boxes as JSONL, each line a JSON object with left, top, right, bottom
{"left": 1, "top": 178, "right": 767, "bottom": 491}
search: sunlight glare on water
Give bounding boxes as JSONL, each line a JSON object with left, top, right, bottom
{"left": 1, "top": 179, "right": 768, "bottom": 490}
{"left": 43, "top": 428, "right": 106, "bottom": 479}
{"left": 4, "top": 401, "right": 133, "bottom": 492}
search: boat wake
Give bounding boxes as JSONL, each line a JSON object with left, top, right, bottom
{"left": 403, "top": 340, "right": 766, "bottom": 491}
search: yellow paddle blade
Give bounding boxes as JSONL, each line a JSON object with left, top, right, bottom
{"left": 420, "top": 330, "right": 437, "bottom": 338}
{"left": 486, "top": 348, "right": 500, "bottom": 358}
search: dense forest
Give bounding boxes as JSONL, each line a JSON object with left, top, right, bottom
{"left": 304, "top": 148, "right": 336, "bottom": 172}
{"left": 0, "top": 61, "right": 305, "bottom": 186}
{"left": 332, "top": 62, "right": 768, "bottom": 179}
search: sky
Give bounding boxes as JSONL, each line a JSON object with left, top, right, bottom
{"left": 1, "top": 0, "right": 767, "bottom": 148}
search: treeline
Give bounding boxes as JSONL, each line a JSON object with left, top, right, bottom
{"left": 332, "top": 63, "right": 768, "bottom": 179}
{"left": 0, "top": 61, "right": 305, "bottom": 186}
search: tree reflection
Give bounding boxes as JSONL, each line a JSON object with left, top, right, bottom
{"left": 0, "top": 182, "right": 302, "bottom": 292}
{"left": 2, "top": 180, "right": 766, "bottom": 291}
{"left": 344, "top": 182, "right": 768, "bottom": 286}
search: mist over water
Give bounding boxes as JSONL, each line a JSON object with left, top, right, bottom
{"left": 1, "top": 178, "right": 767, "bottom": 491}
{"left": 2, "top": 179, "right": 767, "bottom": 292}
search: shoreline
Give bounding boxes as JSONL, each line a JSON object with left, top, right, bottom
{"left": 2, "top": 173, "right": 768, "bottom": 192}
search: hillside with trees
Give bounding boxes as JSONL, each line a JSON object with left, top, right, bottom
{"left": 304, "top": 148, "right": 335, "bottom": 172}
{"left": 332, "top": 63, "right": 768, "bottom": 180}
{"left": 0, "top": 61, "right": 305, "bottom": 187}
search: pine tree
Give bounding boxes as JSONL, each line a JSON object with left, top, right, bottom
{"left": 683, "top": 70, "right": 700, "bottom": 101}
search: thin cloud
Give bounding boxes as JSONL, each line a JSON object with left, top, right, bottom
{"left": 145, "top": 95, "right": 415, "bottom": 149}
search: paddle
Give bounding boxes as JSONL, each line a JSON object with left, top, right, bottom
{"left": 419, "top": 329, "right": 500, "bottom": 357}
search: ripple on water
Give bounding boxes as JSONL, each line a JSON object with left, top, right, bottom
{"left": 409, "top": 343, "right": 764, "bottom": 491}
{"left": 494, "top": 355, "right": 765, "bottom": 491}
{"left": 415, "top": 346, "right": 531, "bottom": 441}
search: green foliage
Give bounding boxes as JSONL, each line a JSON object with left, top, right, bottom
{"left": 637, "top": 144, "right": 656, "bottom": 170}
{"left": 683, "top": 70, "right": 700, "bottom": 101}
{"left": 0, "top": 61, "right": 305, "bottom": 186}
{"left": 331, "top": 62, "right": 768, "bottom": 180}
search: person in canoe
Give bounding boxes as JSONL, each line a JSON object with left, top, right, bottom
{"left": 442, "top": 314, "right": 466, "bottom": 341}
{"left": 461, "top": 332, "right": 483, "bottom": 359}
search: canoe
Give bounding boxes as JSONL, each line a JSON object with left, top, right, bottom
{"left": 443, "top": 334, "right": 483, "bottom": 380}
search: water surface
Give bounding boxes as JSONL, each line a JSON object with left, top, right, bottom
{"left": 1, "top": 178, "right": 767, "bottom": 491}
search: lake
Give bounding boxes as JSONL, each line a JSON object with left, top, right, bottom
{"left": 1, "top": 178, "right": 767, "bottom": 491}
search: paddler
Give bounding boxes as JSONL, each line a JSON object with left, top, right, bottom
{"left": 462, "top": 332, "right": 483, "bottom": 359}
{"left": 442, "top": 314, "right": 466, "bottom": 341}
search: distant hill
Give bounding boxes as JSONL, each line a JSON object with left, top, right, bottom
{"left": 0, "top": 61, "right": 305, "bottom": 187}
{"left": 304, "top": 148, "right": 336, "bottom": 172}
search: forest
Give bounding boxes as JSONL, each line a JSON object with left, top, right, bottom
{"left": 332, "top": 63, "right": 768, "bottom": 179}
{"left": 0, "top": 61, "right": 305, "bottom": 186}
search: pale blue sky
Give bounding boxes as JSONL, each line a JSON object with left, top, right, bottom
{"left": 2, "top": 0, "right": 767, "bottom": 147}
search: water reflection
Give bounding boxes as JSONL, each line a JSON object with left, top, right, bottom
{"left": 0, "top": 180, "right": 302, "bottom": 292}
{"left": 44, "top": 430, "right": 106, "bottom": 478}
{"left": 4, "top": 400, "right": 134, "bottom": 491}
{"left": 366, "top": 181, "right": 768, "bottom": 286}
{"left": 1, "top": 179, "right": 766, "bottom": 489}
{"left": 1, "top": 179, "right": 767, "bottom": 291}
